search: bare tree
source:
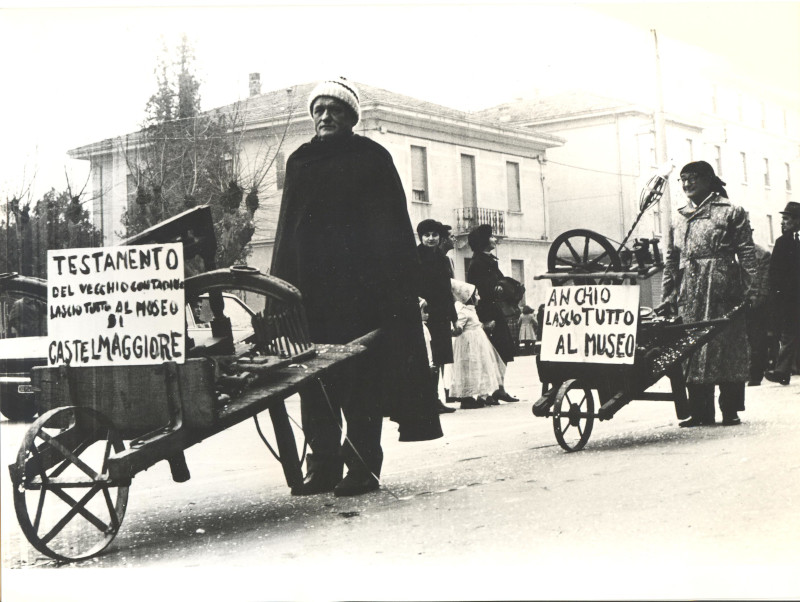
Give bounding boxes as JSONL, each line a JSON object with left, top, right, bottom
{"left": 118, "top": 35, "right": 296, "bottom": 270}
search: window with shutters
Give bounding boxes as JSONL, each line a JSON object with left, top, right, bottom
{"left": 511, "top": 259, "right": 525, "bottom": 305}
{"left": 506, "top": 161, "right": 521, "bottom": 213}
{"left": 767, "top": 214, "right": 774, "bottom": 244}
{"left": 741, "top": 152, "right": 748, "bottom": 183}
{"left": 786, "top": 163, "right": 792, "bottom": 191}
{"left": 461, "top": 154, "right": 476, "bottom": 208}
{"left": 126, "top": 174, "right": 137, "bottom": 206}
{"left": 714, "top": 145, "right": 723, "bottom": 176}
{"left": 410, "top": 145, "right": 428, "bottom": 202}
{"left": 276, "top": 152, "right": 286, "bottom": 190}
{"left": 763, "top": 158, "right": 770, "bottom": 188}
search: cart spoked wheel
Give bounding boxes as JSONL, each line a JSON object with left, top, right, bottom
{"left": 10, "top": 406, "right": 129, "bottom": 562}
{"left": 547, "top": 229, "right": 623, "bottom": 285}
{"left": 552, "top": 379, "right": 595, "bottom": 452}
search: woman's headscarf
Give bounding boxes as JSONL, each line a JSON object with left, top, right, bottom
{"left": 680, "top": 160, "right": 728, "bottom": 198}
{"left": 451, "top": 279, "right": 476, "bottom": 304}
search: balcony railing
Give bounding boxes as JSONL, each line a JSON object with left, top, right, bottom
{"left": 454, "top": 207, "right": 506, "bottom": 237}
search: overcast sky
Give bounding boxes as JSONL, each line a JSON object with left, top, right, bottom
{"left": 1, "top": 1, "right": 798, "bottom": 202}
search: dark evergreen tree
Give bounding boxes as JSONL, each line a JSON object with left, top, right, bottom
{"left": 120, "top": 35, "right": 267, "bottom": 271}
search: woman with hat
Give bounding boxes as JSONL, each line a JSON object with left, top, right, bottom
{"left": 659, "top": 160, "right": 758, "bottom": 426}
{"left": 765, "top": 201, "right": 800, "bottom": 385}
{"left": 466, "top": 224, "right": 519, "bottom": 403}
{"left": 416, "top": 218, "right": 458, "bottom": 413}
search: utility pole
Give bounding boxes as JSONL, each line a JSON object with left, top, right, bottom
{"left": 652, "top": 29, "right": 673, "bottom": 241}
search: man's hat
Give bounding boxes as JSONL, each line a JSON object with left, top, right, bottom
{"left": 779, "top": 201, "right": 800, "bottom": 219}
{"left": 308, "top": 78, "right": 360, "bottom": 124}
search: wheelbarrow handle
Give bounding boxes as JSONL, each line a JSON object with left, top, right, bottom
{"left": 349, "top": 329, "right": 383, "bottom": 349}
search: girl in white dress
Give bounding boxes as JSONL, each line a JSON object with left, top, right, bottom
{"left": 449, "top": 279, "right": 506, "bottom": 409}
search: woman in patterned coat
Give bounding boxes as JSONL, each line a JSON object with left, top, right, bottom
{"left": 660, "top": 161, "right": 757, "bottom": 427}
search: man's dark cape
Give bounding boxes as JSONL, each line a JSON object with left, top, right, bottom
{"left": 270, "top": 133, "right": 443, "bottom": 442}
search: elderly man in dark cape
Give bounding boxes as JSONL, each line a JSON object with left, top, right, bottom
{"left": 270, "top": 78, "right": 442, "bottom": 497}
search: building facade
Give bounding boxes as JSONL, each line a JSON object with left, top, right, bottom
{"left": 474, "top": 81, "right": 800, "bottom": 305}
{"left": 68, "top": 81, "right": 565, "bottom": 311}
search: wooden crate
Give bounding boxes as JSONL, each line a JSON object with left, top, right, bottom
{"left": 31, "top": 359, "right": 216, "bottom": 440}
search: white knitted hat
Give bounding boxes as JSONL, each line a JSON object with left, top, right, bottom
{"left": 451, "top": 279, "right": 476, "bottom": 304}
{"left": 307, "top": 78, "right": 360, "bottom": 124}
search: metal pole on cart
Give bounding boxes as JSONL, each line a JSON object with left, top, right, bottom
{"left": 652, "top": 29, "right": 673, "bottom": 243}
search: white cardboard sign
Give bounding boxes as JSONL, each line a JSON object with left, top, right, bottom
{"left": 539, "top": 284, "right": 640, "bottom": 364}
{"left": 46, "top": 243, "right": 185, "bottom": 367}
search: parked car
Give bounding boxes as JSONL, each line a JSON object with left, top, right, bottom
{"left": 186, "top": 292, "right": 256, "bottom": 351}
{"left": 0, "top": 293, "right": 48, "bottom": 421}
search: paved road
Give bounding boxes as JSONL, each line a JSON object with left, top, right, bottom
{"left": 2, "top": 355, "right": 799, "bottom": 601}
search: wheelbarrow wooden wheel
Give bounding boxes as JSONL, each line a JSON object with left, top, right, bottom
{"left": 552, "top": 380, "right": 595, "bottom": 452}
{"left": 547, "top": 229, "right": 623, "bottom": 285}
{"left": 10, "top": 406, "right": 129, "bottom": 562}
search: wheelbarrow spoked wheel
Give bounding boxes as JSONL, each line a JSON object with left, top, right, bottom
{"left": 552, "top": 380, "right": 595, "bottom": 452}
{"left": 11, "top": 406, "right": 130, "bottom": 562}
{"left": 547, "top": 229, "right": 623, "bottom": 286}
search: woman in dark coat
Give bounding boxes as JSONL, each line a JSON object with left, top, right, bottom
{"left": 270, "top": 80, "right": 442, "bottom": 497}
{"left": 416, "top": 219, "right": 457, "bottom": 413}
{"left": 466, "top": 224, "right": 519, "bottom": 403}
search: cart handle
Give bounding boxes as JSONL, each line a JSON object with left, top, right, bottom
{"left": 184, "top": 268, "right": 303, "bottom": 304}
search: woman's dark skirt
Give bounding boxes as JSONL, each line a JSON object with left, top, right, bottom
{"left": 426, "top": 317, "right": 454, "bottom": 366}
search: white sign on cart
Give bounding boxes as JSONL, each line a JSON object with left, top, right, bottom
{"left": 46, "top": 243, "right": 185, "bottom": 367}
{"left": 539, "top": 284, "right": 640, "bottom": 364}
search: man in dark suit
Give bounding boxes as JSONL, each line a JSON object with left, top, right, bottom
{"left": 765, "top": 202, "right": 800, "bottom": 386}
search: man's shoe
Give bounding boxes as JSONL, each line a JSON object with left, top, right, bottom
{"left": 436, "top": 400, "right": 456, "bottom": 414}
{"left": 290, "top": 453, "right": 342, "bottom": 496}
{"left": 333, "top": 472, "right": 380, "bottom": 497}
{"left": 765, "top": 370, "right": 790, "bottom": 385}
{"left": 679, "top": 417, "right": 703, "bottom": 428}
{"left": 492, "top": 389, "right": 519, "bottom": 403}
{"left": 722, "top": 414, "right": 742, "bottom": 426}
{"left": 747, "top": 379, "right": 761, "bottom": 386}
{"left": 291, "top": 470, "right": 341, "bottom": 496}
{"left": 480, "top": 395, "right": 500, "bottom": 406}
